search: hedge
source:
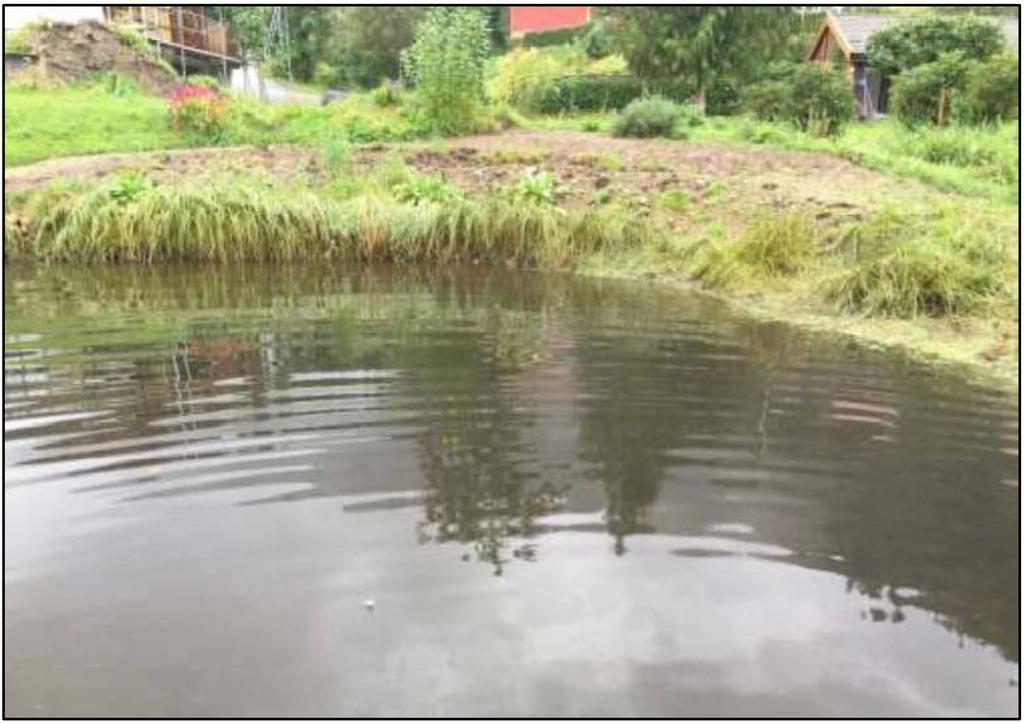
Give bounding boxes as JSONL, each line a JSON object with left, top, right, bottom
{"left": 533, "top": 73, "right": 695, "bottom": 113}
{"left": 521, "top": 25, "right": 590, "bottom": 48}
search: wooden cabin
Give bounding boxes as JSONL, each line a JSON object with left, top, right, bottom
{"left": 807, "top": 12, "right": 899, "bottom": 119}
{"left": 808, "top": 10, "right": 1021, "bottom": 120}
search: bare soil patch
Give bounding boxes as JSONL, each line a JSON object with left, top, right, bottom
{"left": 6, "top": 130, "right": 936, "bottom": 227}
{"left": 12, "top": 21, "right": 178, "bottom": 95}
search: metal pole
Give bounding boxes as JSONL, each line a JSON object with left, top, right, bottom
{"left": 176, "top": 6, "right": 185, "bottom": 77}
{"left": 219, "top": 7, "right": 228, "bottom": 84}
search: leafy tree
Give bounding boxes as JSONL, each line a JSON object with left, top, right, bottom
{"left": 954, "top": 52, "right": 1020, "bottom": 123}
{"left": 609, "top": 7, "right": 798, "bottom": 102}
{"left": 281, "top": 7, "right": 335, "bottom": 81}
{"left": 330, "top": 6, "right": 424, "bottom": 87}
{"left": 866, "top": 14, "right": 1006, "bottom": 76}
{"left": 890, "top": 53, "right": 970, "bottom": 126}
{"left": 216, "top": 6, "right": 271, "bottom": 61}
{"left": 402, "top": 7, "right": 490, "bottom": 134}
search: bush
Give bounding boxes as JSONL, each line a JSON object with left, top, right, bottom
{"left": 487, "top": 47, "right": 564, "bottom": 111}
{"left": 537, "top": 74, "right": 644, "bottom": 113}
{"left": 890, "top": 53, "right": 968, "bottom": 127}
{"left": 866, "top": 14, "right": 1006, "bottom": 76}
{"left": 402, "top": 7, "right": 490, "bottom": 134}
{"left": 745, "top": 63, "right": 853, "bottom": 136}
{"left": 522, "top": 25, "right": 589, "bottom": 48}
{"left": 507, "top": 169, "right": 559, "bottom": 204}
{"left": 167, "top": 84, "right": 226, "bottom": 139}
{"left": 706, "top": 77, "right": 741, "bottom": 116}
{"left": 612, "top": 96, "right": 690, "bottom": 138}
{"left": 954, "top": 53, "right": 1019, "bottom": 124}
{"left": 785, "top": 63, "right": 854, "bottom": 136}
{"left": 371, "top": 82, "right": 402, "bottom": 107}
{"left": 744, "top": 80, "right": 791, "bottom": 122}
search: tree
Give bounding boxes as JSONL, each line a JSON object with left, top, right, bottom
{"left": 281, "top": 7, "right": 335, "bottom": 81}
{"left": 330, "top": 6, "right": 424, "bottom": 87}
{"left": 866, "top": 14, "right": 1006, "bottom": 76}
{"left": 216, "top": 6, "right": 271, "bottom": 62}
{"left": 402, "top": 7, "right": 490, "bottom": 134}
{"left": 609, "top": 7, "right": 798, "bottom": 103}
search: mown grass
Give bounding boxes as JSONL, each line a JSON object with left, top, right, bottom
{"left": 3, "top": 86, "right": 188, "bottom": 166}
{"left": 2, "top": 83, "right": 434, "bottom": 167}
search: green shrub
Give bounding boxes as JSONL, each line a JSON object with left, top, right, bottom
{"left": 522, "top": 25, "right": 589, "bottom": 48}
{"left": 487, "top": 47, "right": 563, "bottom": 111}
{"left": 613, "top": 96, "right": 688, "bottom": 138}
{"left": 507, "top": 169, "right": 559, "bottom": 204}
{"left": 890, "top": 53, "right": 969, "bottom": 127}
{"left": 785, "top": 63, "right": 854, "bottom": 136}
{"left": 745, "top": 63, "right": 853, "bottom": 136}
{"left": 371, "top": 82, "right": 402, "bottom": 107}
{"left": 402, "top": 7, "right": 491, "bottom": 134}
{"left": 866, "top": 14, "right": 1007, "bottom": 76}
{"left": 536, "top": 73, "right": 645, "bottom": 113}
{"left": 744, "top": 80, "right": 791, "bottom": 122}
{"left": 393, "top": 172, "right": 464, "bottom": 205}
{"left": 954, "top": 53, "right": 1019, "bottom": 124}
{"left": 706, "top": 77, "right": 742, "bottom": 116}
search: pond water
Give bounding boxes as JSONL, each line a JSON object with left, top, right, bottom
{"left": 4, "top": 264, "right": 1019, "bottom": 717}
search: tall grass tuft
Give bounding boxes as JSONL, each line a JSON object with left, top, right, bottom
{"left": 11, "top": 175, "right": 661, "bottom": 267}
{"left": 822, "top": 206, "right": 1014, "bottom": 318}
{"left": 690, "top": 209, "right": 819, "bottom": 288}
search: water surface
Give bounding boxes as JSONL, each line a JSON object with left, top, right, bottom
{"left": 4, "top": 264, "right": 1019, "bottom": 717}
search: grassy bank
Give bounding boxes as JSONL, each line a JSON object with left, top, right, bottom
{"left": 5, "top": 150, "right": 1017, "bottom": 384}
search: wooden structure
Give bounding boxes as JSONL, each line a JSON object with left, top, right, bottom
{"left": 807, "top": 12, "right": 898, "bottom": 119}
{"left": 103, "top": 6, "right": 240, "bottom": 73}
{"left": 808, "top": 10, "right": 1021, "bottom": 120}
{"left": 509, "top": 6, "right": 592, "bottom": 38}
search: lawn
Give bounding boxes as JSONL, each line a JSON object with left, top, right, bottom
{"left": 3, "top": 87, "right": 188, "bottom": 166}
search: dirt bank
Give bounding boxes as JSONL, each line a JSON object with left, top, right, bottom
{"left": 10, "top": 21, "right": 178, "bottom": 95}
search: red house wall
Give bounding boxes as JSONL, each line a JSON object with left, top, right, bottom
{"left": 509, "top": 6, "right": 591, "bottom": 36}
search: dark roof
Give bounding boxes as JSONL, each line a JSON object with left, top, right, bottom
{"left": 830, "top": 11, "right": 1019, "bottom": 57}
{"left": 831, "top": 13, "right": 899, "bottom": 55}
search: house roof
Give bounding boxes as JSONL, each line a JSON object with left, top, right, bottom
{"left": 830, "top": 13, "right": 898, "bottom": 55}
{"left": 815, "top": 11, "right": 1020, "bottom": 60}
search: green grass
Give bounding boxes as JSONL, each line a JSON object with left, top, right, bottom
{"left": 3, "top": 84, "right": 434, "bottom": 167}
{"left": 5, "top": 165, "right": 662, "bottom": 265}
{"left": 4, "top": 87, "right": 188, "bottom": 166}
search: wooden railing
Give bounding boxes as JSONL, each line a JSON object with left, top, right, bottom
{"left": 104, "top": 6, "right": 239, "bottom": 61}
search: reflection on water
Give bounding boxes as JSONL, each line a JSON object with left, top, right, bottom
{"left": 4, "top": 264, "right": 1019, "bottom": 717}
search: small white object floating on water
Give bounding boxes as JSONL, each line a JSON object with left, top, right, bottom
{"left": 364, "top": 597, "right": 375, "bottom": 611}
